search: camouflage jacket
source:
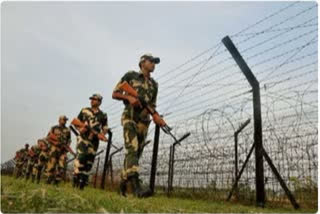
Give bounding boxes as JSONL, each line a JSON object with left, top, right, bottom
{"left": 17, "top": 148, "right": 28, "bottom": 162}
{"left": 48, "top": 125, "right": 71, "bottom": 147}
{"left": 113, "top": 70, "right": 158, "bottom": 124}
{"left": 29, "top": 145, "right": 41, "bottom": 159}
{"left": 77, "top": 107, "right": 108, "bottom": 141}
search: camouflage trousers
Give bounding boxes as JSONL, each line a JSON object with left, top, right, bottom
{"left": 33, "top": 151, "right": 49, "bottom": 180}
{"left": 73, "top": 137, "right": 99, "bottom": 180}
{"left": 25, "top": 157, "right": 37, "bottom": 179}
{"left": 15, "top": 161, "right": 25, "bottom": 178}
{"left": 46, "top": 146, "right": 66, "bottom": 181}
{"left": 121, "top": 120, "right": 149, "bottom": 181}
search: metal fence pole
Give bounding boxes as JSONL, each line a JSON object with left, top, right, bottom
{"left": 101, "top": 130, "right": 112, "bottom": 189}
{"left": 222, "top": 35, "right": 299, "bottom": 209}
{"left": 150, "top": 124, "right": 160, "bottom": 194}
{"left": 234, "top": 119, "right": 251, "bottom": 199}
{"left": 222, "top": 36, "right": 265, "bottom": 207}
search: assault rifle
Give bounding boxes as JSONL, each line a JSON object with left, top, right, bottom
{"left": 118, "top": 81, "right": 191, "bottom": 144}
{"left": 71, "top": 118, "right": 108, "bottom": 142}
{"left": 47, "top": 133, "right": 76, "bottom": 156}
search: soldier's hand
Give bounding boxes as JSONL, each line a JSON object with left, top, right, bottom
{"left": 152, "top": 113, "right": 166, "bottom": 127}
{"left": 79, "top": 127, "right": 88, "bottom": 134}
{"left": 127, "top": 96, "right": 142, "bottom": 108}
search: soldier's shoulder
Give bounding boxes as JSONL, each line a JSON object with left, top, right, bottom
{"left": 124, "top": 70, "right": 140, "bottom": 79}
{"left": 63, "top": 126, "right": 71, "bottom": 132}
{"left": 98, "top": 109, "right": 108, "bottom": 118}
{"left": 51, "top": 125, "right": 60, "bottom": 129}
{"left": 150, "top": 77, "right": 158, "bottom": 88}
{"left": 81, "top": 107, "right": 91, "bottom": 112}
{"left": 80, "top": 107, "right": 92, "bottom": 114}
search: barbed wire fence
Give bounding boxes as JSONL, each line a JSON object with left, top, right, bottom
{"left": 2, "top": 1, "right": 317, "bottom": 208}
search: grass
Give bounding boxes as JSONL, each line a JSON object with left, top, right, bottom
{"left": 1, "top": 175, "right": 317, "bottom": 213}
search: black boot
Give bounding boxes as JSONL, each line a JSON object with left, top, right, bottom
{"left": 129, "top": 175, "right": 152, "bottom": 198}
{"left": 25, "top": 172, "right": 30, "bottom": 181}
{"left": 36, "top": 173, "right": 41, "bottom": 184}
{"left": 54, "top": 179, "right": 60, "bottom": 186}
{"left": 119, "top": 179, "right": 128, "bottom": 197}
{"left": 46, "top": 176, "right": 53, "bottom": 184}
{"left": 31, "top": 175, "right": 35, "bottom": 183}
{"left": 78, "top": 174, "right": 87, "bottom": 190}
{"left": 72, "top": 174, "right": 79, "bottom": 188}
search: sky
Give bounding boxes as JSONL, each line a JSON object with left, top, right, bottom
{"left": 1, "top": 1, "right": 317, "bottom": 163}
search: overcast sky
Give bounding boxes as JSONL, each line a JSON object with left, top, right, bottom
{"left": 1, "top": 1, "right": 315, "bottom": 162}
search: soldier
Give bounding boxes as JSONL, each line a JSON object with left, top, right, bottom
{"left": 25, "top": 144, "right": 41, "bottom": 181}
{"left": 112, "top": 53, "right": 165, "bottom": 198}
{"left": 45, "top": 115, "right": 71, "bottom": 185}
{"left": 15, "top": 144, "right": 29, "bottom": 178}
{"left": 14, "top": 151, "right": 22, "bottom": 178}
{"left": 72, "top": 94, "right": 108, "bottom": 190}
{"left": 33, "top": 138, "right": 50, "bottom": 184}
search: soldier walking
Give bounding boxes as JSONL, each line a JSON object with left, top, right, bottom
{"left": 14, "top": 144, "right": 29, "bottom": 178}
{"left": 45, "top": 115, "right": 71, "bottom": 185}
{"left": 25, "top": 144, "right": 41, "bottom": 181}
{"left": 71, "top": 94, "right": 108, "bottom": 190}
{"left": 112, "top": 53, "right": 165, "bottom": 198}
{"left": 33, "top": 138, "right": 50, "bottom": 184}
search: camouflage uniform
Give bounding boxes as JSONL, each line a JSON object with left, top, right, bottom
{"left": 25, "top": 145, "right": 41, "bottom": 181}
{"left": 15, "top": 147, "right": 29, "bottom": 178}
{"left": 46, "top": 125, "right": 71, "bottom": 183}
{"left": 14, "top": 151, "right": 23, "bottom": 178}
{"left": 73, "top": 105, "right": 108, "bottom": 187}
{"left": 113, "top": 70, "right": 158, "bottom": 181}
{"left": 33, "top": 139, "right": 50, "bottom": 183}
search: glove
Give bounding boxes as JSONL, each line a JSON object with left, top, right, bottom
{"left": 152, "top": 113, "right": 166, "bottom": 127}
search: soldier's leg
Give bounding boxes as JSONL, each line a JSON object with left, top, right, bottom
{"left": 46, "top": 149, "right": 58, "bottom": 184}
{"left": 31, "top": 162, "right": 37, "bottom": 183}
{"left": 56, "top": 152, "right": 67, "bottom": 184}
{"left": 121, "top": 121, "right": 140, "bottom": 182}
{"left": 74, "top": 138, "right": 91, "bottom": 189}
{"left": 25, "top": 160, "right": 33, "bottom": 180}
{"left": 137, "top": 121, "right": 150, "bottom": 159}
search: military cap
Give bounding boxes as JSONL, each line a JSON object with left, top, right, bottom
{"left": 139, "top": 53, "right": 160, "bottom": 67}
{"left": 89, "top": 93, "right": 103, "bottom": 101}
{"left": 59, "top": 115, "right": 69, "bottom": 121}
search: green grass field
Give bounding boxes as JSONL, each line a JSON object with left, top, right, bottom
{"left": 0, "top": 175, "right": 317, "bottom": 213}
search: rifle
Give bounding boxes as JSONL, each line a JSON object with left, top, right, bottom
{"left": 118, "top": 81, "right": 191, "bottom": 144}
{"left": 47, "top": 133, "right": 76, "bottom": 157}
{"left": 71, "top": 118, "right": 108, "bottom": 142}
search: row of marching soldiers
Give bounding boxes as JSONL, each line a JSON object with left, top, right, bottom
{"left": 13, "top": 93, "right": 109, "bottom": 189}
{"left": 13, "top": 115, "right": 75, "bottom": 185}
{"left": 13, "top": 54, "right": 169, "bottom": 198}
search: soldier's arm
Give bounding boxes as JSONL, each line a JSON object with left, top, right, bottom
{"left": 66, "top": 129, "right": 72, "bottom": 145}
{"left": 101, "top": 113, "right": 109, "bottom": 135}
{"left": 77, "top": 109, "right": 85, "bottom": 121}
{"left": 112, "top": 72, "right": 139, "bottom": 104}
{"left": 150, "top": 82, "right": 158, "bottom": 109}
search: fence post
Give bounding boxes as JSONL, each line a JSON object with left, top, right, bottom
{"left": 234, "top": 119, "right": 251, "bottom": 199}
{"left": 150, "top": 124, "right": 160, "bottom": 194}
{"left": 222, "top": 36, "right": 299, "bottom": 209}
{"left": 167, "top": 145, "right": 174, "bottom": 195}
{"left": 222, "top": 35, "right": 265, "bottom": 207}
{"left": 101, "top": 130, "right": 112, "bottom": 189}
